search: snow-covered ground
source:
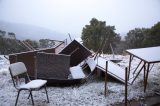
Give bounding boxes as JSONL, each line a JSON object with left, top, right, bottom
{"left": 0, "top": 55, "right": 9, "bottom": 72}
{"left": 0, "top": 55, "right": 160, "bottom": 106}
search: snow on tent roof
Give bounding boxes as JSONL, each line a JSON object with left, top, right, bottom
{"left": 70, "top": 66, "right": 85, "bottom": 79}
{"left": 96, "top": 57, "right": 126, "bottom": 82}
{"left": 96, "top": 57, "right": 132, "bottom": 84}
{"left": 126, "top": 46, "right": 160, "bottom": 63}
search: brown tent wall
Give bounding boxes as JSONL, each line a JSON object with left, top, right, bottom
{"left": 36, "top": 52, "right": 90, "bottom": 86}
{"left": 9, "top": 40, "right": 92, "bottom": 81}
{"left": 36, "top": 52, "right": 70, "bottom": 79}
{"left": 59, "top": 40, "right": 92, "bottom": 67}
{"left": 9, "top": 48, "right": 55, "bottom": 78}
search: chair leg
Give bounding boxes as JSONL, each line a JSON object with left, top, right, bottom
{"left": 30, "top": 90, "right": 34, "bottom": 106}
{"left": 44, "top": 85, "right": 49, "bottom": 103}
{"left": 15, "top": 90, "right": 21, "bottom": 106}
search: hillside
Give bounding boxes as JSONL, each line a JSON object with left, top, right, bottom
{"left": 0, "top": 20, "right": 67, "bottom": 41}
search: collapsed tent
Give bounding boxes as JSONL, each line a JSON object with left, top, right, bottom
{"left": 59, "top": 40, "right": 92, "bottom": 66}
{"left": 9, "top": 40, "right": 94, "bottom": 86}
{"left": 36, "top": 40, "right": 94, "bottom": 86}
{"left": 9, "top": 39, "right": 130, "bottom": 86}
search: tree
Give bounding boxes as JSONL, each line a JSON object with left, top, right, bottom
{"left": 143, "top": 22, "right": 160, "bottom": 47}
{"left": 8, "top": 32, "right": 16, "bottom": 39}
{"left": 39, "top": 39, "right": 55, "bottom": 48}
{"left": 0, "top": 30, "right": 6, "bottom": 54}
{"left": 24, "top": 39, "right": 39, "bottom": 49}
{"left": 0, "top": 30, "right": 29, "bottom": 54}
{"left": 125, "top": 28, "right": 147, "bottom": 49}
{"left": 81, "top": 18, "right": 120, "bottom": 53}
{"left": 0, "top": 30, "right": 6, "bottom": 37}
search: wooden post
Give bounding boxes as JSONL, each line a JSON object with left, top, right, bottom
{"left": 104, "top": 61, "right": 108, "bottom": 97}
{"left": 125, "top": 67, "right": 128, "bottom": 106}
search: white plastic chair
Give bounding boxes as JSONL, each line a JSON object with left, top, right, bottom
{"left": 9, "top": 62, "right": 49, "bottom": 106}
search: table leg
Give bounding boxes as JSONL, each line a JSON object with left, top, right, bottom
{"left": 131, "top": 63, "right": 145, "bottom": 84}
{"left": 143, "top": 62, "right": 146, "bottom": 92}
{"left": 133, "top": 60, "right": 142, "bottom": 74}
{"left": 144, "top": 63, "right": 150, "bottom": 92}
{"left": 125, "top": 67, "right": 128, "bottom": 106}
{"left": 128, "top": 55, "right": 132, "bottom": 80}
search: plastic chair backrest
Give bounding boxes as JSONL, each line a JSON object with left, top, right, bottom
{"left": 9, "top": 62, "right": 27, "bottom": 77}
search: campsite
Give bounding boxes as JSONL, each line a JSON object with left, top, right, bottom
{"left": 0, "top": 0, "right": 160, "bottom": 106}
{"left": 0, "top": 39, "right": 160, "bottom": 106}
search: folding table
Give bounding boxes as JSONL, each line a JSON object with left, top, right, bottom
{"left": 126, "top": 46, "right": 160, "bottom": 92}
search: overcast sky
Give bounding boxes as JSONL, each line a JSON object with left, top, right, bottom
{"left": 0, "top": 0, "right": 160, "bottom": 38}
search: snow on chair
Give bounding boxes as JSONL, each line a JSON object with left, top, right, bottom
{"left": 9, "top": 62, "right": 49, "bottom": 106}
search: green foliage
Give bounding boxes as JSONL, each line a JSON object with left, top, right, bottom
{"left": 0, "top": 29, "right": 58, "bottom": 54}
{"left": 24, "top": 39, "right": 39, "bottom": 49}
{"left": 125, "top": 28, "right": 147, "bottom": 49}
{"left": 81, "top": 18, "right": 120, "bottom": 53}
{"left": 0, "top": 36, "right": 4, "bottom": 54}
{"left": 125, "top": 22, "right": 160, "bottom": 49}
{"left": 143, "top": 22, "right": 160, "bottom": 47}
{"left": 0, "top": 37, "right": 27, "bottom": 54}
{"left": 39, "top": 39, "right": 49, "bottom": 48}
{"left": 5, "top": 39, "right": 27, "bottom": 54}
{"left": 0, "top": 30, "right": 6, "bottom": 37}
{"left": 0, "top": 30, "right": 39, "bottom": 54}
{"left": 39, "top": 39, "right": 55, "bottom": 48}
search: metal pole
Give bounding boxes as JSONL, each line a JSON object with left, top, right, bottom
{"left": 143, "top": 62, "right": 146, "bottom": 92}
{"left": 110, "top": 43, "right": 115, "bottom": 59}
{"left": 131, "top": 63, "right": 145, "bottom": 84}
{"left": 68, "top": 33, "right": 72, "bottom": 41}
{"left": 128, "top": 55, "right": 132, "bottom": 80}
{"left": 104, "top": 61, "right": 108, "bottom": 97}
{"left": 133, "top": 60, "right": 142, "bottom": 74}
{"left": 125, "top": 67, "right": 128, "bottom": 106}
{"left": 144, "top": 63, "right": 150, "bottom": 92}
{"left": 94, "top": 38, "right": 105, "bottom": 60}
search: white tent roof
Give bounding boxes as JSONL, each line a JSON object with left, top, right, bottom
{"left": 96, "top": 57, "right": 133, "bottom": 84}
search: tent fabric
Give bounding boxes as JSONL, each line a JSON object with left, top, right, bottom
{"left": 86, "top": 57, "right": 96, "bottom": 72}
{"left": 126, "top": 46, "right": 160, "bottom": 63}
{"left": 70, "top": 66, "right": 85, "bottom": 79}
{"left": 59, "top": 40, "right": 92, "bottom": 66}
